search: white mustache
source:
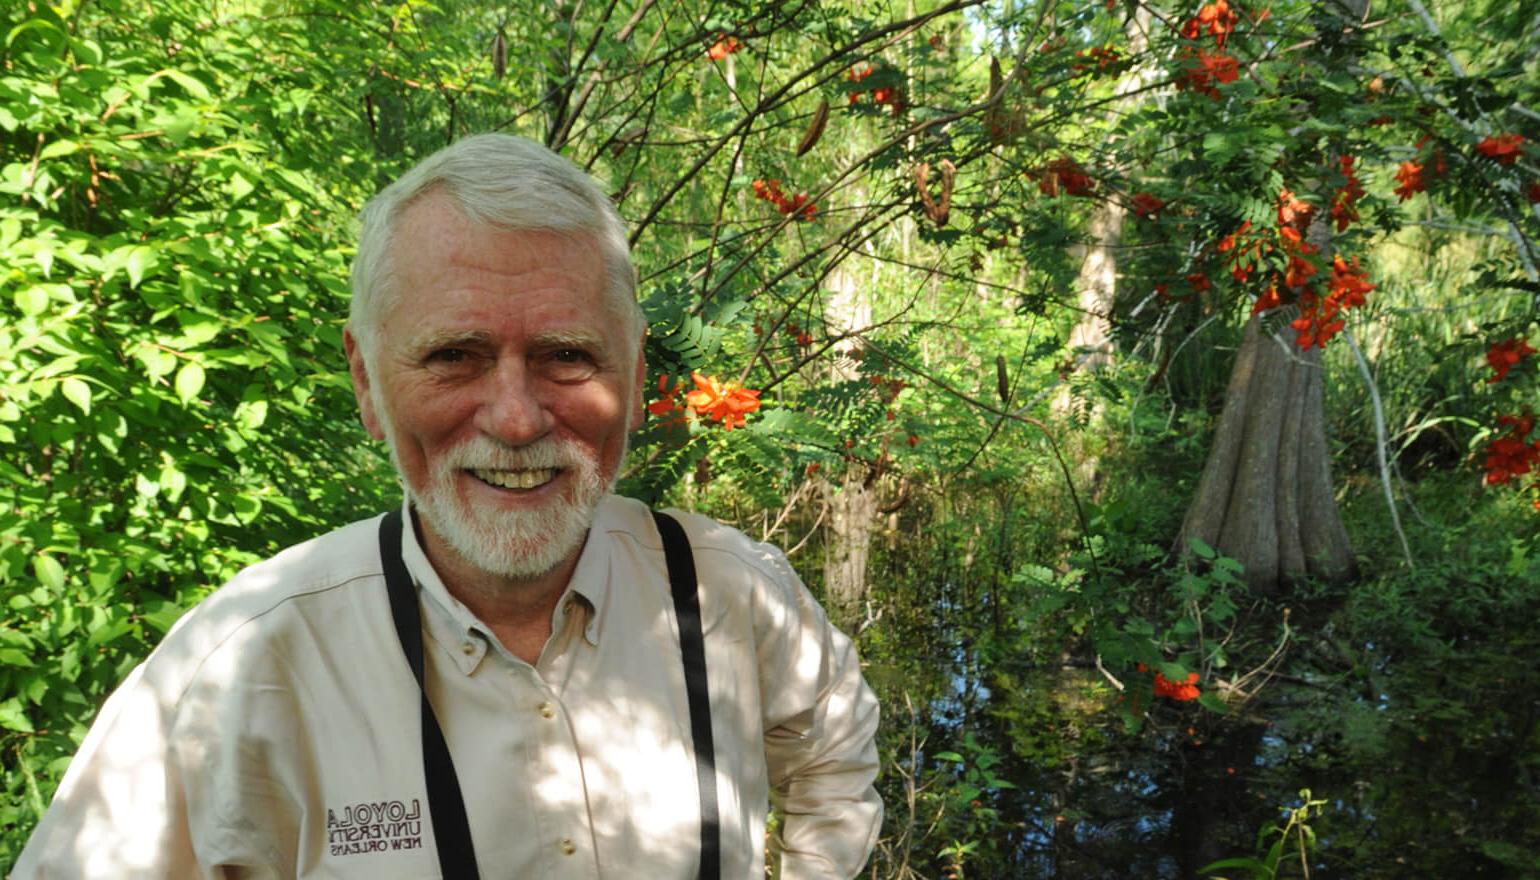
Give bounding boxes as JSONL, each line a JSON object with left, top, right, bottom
{"left": 440, "top": 437, "right": 581, "bottom": 473}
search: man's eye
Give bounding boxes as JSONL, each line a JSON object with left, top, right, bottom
{"left": 427, "top": 348, "right": 468, "bottom": 364}
{"left": 546, "top": 348, "right": 598, "bottom": 381}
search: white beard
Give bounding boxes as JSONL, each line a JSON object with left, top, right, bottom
{"left": 373, "top": 390, "right": 617, "bottom": 581}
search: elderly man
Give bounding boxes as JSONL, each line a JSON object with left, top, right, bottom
{"left": 15, "top": 134, "right": 882, "bottom": 879}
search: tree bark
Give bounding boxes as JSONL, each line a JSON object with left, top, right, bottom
{"left": 822, "top": 475, "right": 878, "bottom": 617}
{"left": 1176, "top": 312, "right": 1357, "bottom": 594}
{"left": 820, "top": 264, "right": 877, "bottom": 619}
{"left": 1060, "top": 200, "right": 1124, "bottom": 388}
{"left": 1058, "top": 7, "right": 1154, "bottom": 379}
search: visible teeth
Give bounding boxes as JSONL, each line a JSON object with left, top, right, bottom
{"left": 471, "top": 468, "right": 556, "bottom": 490}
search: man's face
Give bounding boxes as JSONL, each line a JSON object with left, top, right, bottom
{"left": 345, "top": 190, "right": 645, "bottom": 582}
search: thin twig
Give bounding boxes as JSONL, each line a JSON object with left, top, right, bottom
{"left": 1343, "top": 330, "right": 1414, "bottom": 570}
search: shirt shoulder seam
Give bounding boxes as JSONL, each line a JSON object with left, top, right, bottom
{"left": 166, "top": 570, "right": 386, "bottom": 712}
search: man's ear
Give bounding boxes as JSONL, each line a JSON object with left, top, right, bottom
{"left": 343, "top": 327, "right": 386, "bottom": 441}
{"left": 628, "top": 330, "right": 647, "bottom": 432}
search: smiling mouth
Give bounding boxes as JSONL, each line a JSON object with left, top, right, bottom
{"left": 468, "top": 468, "right": 559, "bottom": 490}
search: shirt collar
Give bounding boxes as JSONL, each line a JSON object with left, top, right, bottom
{"left": 397, "top": 498, "right": 617, "bottom": 675}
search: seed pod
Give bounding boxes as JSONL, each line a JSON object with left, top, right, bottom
{"left": 796, "top": 100, "right": 829, "bottom": 157}
{"left": 492, "top": 27, "right": 507, "bottom": 80}
{"left": 996, "top": 354, "right": 1009, "bottom": 403}
{"left": 934, "top": 158, "right": 955, "bottom": 226}
{"left": 914, "top": 159, "right": 956, "bottom": 226}
{"left": 914, "top": 162, "right": 936, "bottom": 217}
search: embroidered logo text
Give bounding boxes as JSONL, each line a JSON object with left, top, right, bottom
{"left": 326, "top": 798, "right": 424, "bottom": 857}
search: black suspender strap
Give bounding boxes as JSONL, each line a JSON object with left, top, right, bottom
{"left": 377, "top": 508, "right": 718, "bottom": 880}
{"left": 380, "top": 509, "right": 481, "bottom": 880}
{"left": 652, "top": 510, "right": 721, "bottom": 880}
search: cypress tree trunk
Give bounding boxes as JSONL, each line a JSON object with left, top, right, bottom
{"left": 822, "top": 475, "right": 878, "bottom": 617}
{"left": 820, "top": 264, "right": 877, "bottom": 619}
{"left": 1176, "top": 247, "right": 1357, "bottom": 594}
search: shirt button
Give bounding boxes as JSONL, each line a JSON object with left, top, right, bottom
{"left": 460, "top": 641, "right": 476, "bottom": 655}
{"left": 539, "top": 702, "right": 556, "bottom": 719}
{"left": 560, "top": 838, "right": 577, "bottom": 856}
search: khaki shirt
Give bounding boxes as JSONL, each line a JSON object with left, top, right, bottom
{"left": 14, "top": 495, "right": 882, "bottom": 878}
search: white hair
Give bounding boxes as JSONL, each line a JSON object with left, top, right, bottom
{"left": 348, "top": 133, "right": 643, "bottom": 359}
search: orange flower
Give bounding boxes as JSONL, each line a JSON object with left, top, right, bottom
{"left": 1476, "top": 133, "right": 1525, "bottom": 165}
{"left": 751, "top": 178, "right": 817, "bottom": 221}
{"left": 707, "top": 36, "right": 741, "bottom": 60}
{"left": 1153, "top": 670, "right": 1201, "bottom": 701}
{"left": 1036, "top": 157, "right": 1094, "bottom": 197}
{"left": 1486, "top": 337, "right": 1536, "bottom": 384}
{"left": 1332, "top": 155, "right": 1365, "bottom": 232}
{"left": 1327, "top": 254, "right": 1373, "bottom": 309}
{"left": 1195, "top": 0, "right": 1239, "bottom": 47}
{"left": 1072, "top": 45, "right": 1122, "bottom": 75}
{"left": 845, "top": 65, "right": 905, "bottom": 117}
{"left": 1283, "top": 254, "right": 1316, "bottom": 288}
{"left": 1394, "top": 160, "right": 1425, "bottom": 201}
{"left": 684, "top": 371, "right": 762, "bottom": 430}
{"left": 1217, "top": 220, "right": 1252, "bottom": 253}
{"left": 1289, "top": 289, "right": 1349, "bottom": 350}
{"left": 1483, "top": 412, "right": 1538, "bottom": 486}
{"left": 1276, "top": 188, "right": 1312, "bottom": 232}
{"left": 1178, "top": 49, "right": 1239, "bottom": 99}
{"left": 647, "top": 374, "right": 689, "bottom": 426}
{"left": 1131, "top": 192, "right": 1165, "bottom": 219}
{"left": 1251, "top": 279, "right": 1282, "bottom": 315}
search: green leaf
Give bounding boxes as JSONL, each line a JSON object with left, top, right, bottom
{"left": 60, "top": 376, "right": 91, "bottom": 414}
{"left": 175, "top": 362, "right": 206, "bottom": 404}
{"left": 14, "top": 285, "right": 48, "bottom": 316}
{"left": 140, "top": 596, "right": 187, "bottom": 636}
{"left": 125, "top": 244, "right": 157, "bottom": 288}
{"left": 1199, "top": 855, "right": 1267, "bottom": 875}
{"left": 0, "top": 648, "right": 35, "bottom": 667}
{"left": 38, "top": 139, "right": 79, "bottom": 160}
{"left": 133, "top": 344, "right": 178, "bottom": 380}
{"left": 0, "top": 698, "right": 34, "bottom": 733}
{"left": 228, "top": 171, "right": 255, "bottom": 203}
{"left": 1198, "top": 691, "right": 1229, "bottom": 714}
{"left": 1188, "top": 537, "right": 1217, "bottom": 559}
{"left": 934, "top": 751, "right": 965, "bottom": 763}
{"left": 162, "top": 69, "right": 212, "bottom": 101}
{"left": 33, "top": 553, "right": 65, "bottom": 590}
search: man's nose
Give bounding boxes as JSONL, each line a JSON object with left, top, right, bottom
{"left": 475, "top": 359, "right": 553, "bottom": 445}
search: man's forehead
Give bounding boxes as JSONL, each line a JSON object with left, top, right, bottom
{"left": 398, "top": 189, "right": 602, "bottom": 257}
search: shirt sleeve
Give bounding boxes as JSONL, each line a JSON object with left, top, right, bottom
{"left": 11, "top": 645, "right": 297, "bottom": 879}
{"left": 12, "top": 662, "right": 201, "bottom": 879}
{"left": 756, "top": 549, "right": 883, "bottom": 880}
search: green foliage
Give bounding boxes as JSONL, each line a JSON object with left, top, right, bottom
{"left": 0, "top": 0, "right": 408, "bottom": 861}
{"left": 1201, "top": 790, "right": 1329, "bottom": 880}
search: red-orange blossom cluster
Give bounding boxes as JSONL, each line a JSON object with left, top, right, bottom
{"left": 751, "top": 178, "right": 817, "bottom": 221}
{"left": 1482, "top": 338, "right": 1539, "bottom": 509}
{"left": 648, "top": 372, "right": 762, "bottom": 431}
{"left": 1176, "top": 1, "right": 1245, "bottom": 99}
{"left": 1138, "top": 664, "right": 1202, "bottom": 702}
